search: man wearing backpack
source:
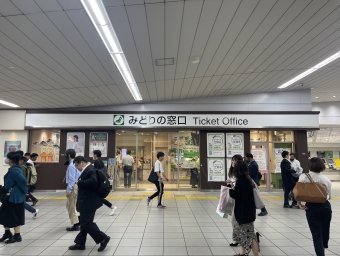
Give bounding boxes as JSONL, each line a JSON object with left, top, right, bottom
{"left": 68, "top": 156, "right": 110, "bottom": 252}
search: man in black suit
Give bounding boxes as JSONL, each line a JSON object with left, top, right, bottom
{"left": 68, "top": 156, "right": 110, "bottom": 252}
{"left": 280, "top": 151, "right": 300, "bottom": 208}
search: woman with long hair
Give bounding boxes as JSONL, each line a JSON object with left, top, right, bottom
{"left": 226, "top": 154, "right": 243, "bottom": 247}
{"left": 229, "top": 161, "right": 259, "bottom": 256}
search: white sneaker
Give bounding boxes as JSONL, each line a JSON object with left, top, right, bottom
{"left": 109, "top": 206, "right": 117, "bottom": 216}
{"left": 33, "top": 209, "right": 39, "bottom": 219}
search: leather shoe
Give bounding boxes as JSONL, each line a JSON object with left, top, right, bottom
{"left": 5, "top": 235, "right": 21, "bottom": 244}
{"left": 66, "top": 225, "right": 80, "bottom": 231}
{"left": 258, "top": 211, "right": 268, "bottom": 216}
{"left": 291, "top": 204, "right": 300, "bottom": 209}
{"left": 68, "top": 244, "right": 85, "bottom": 250}
{"left": 98, "top": 236, "right": 110, "bottom": 252}
{"left": 283, "top": 205, "right": 292, "bottom": 208}
{"left": 31, "top": 199, "right": 38, "bottom": 206}
{"left": 0, "top": 232, "right": 12, "bottom": 242}
{"left": 230, "top": 242, "right": 239, "bottom": 246}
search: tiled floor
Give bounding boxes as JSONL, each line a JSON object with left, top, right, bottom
{"left": 0, "top": 187, "right": 339, "bottom": 256}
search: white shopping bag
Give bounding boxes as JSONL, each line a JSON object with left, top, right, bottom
{"left": 216, "top": 203, "right": 228, "bottom": 218}
{"left": 218, "top": 185, "right": 229, "bottom": 211}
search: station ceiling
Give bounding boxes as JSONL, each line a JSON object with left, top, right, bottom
{"left": 0, "top": 0, "right": 340, "bottom": 108}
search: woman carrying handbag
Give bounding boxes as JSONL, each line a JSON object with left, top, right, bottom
{"left": 0, "top": 152, "right": 27, "bottom": 243}
{"left": 297, "top": 158, "right": 332, "bottom": 256}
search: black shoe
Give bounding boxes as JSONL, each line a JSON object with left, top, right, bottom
{"left": 230, "top": 242, "right": 239, "bottom": 247}
{"left": 66, "top": 225, "right": 80, "bottom": 231}
{"left": 68, "top": 244, "right": 85, "bottom": 250}
{"left": 0, "top": 232, "right": 12, "bottom": 242}
{"left": 98, "top": 236, "right": 110, "bottom": 252}
{"left": 5, "top": 235, "right": 21, "bottom": 244}
{"left": 283, "top": 205, "right": 292, "bottom": 208}
{"left": 258, "top": 211, "right": 268, "bottom": 216}
{"left": 291, "top": 204, "right": 300, "bottom": 209}
{"left": 233, "top": 254, "right": 248, "bottom": 256}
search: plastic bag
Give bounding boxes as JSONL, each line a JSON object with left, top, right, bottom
{"left": 218, "top": 185, "right": 229, "bottom": 211}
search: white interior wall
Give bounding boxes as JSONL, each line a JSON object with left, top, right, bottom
{"left": 0, "top": 130, "right": 29, "bottom": 184}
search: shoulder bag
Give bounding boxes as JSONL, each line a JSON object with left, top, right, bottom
{"left": 253, "top": 181, "right": 265, "bottom": 209}
{"left": 148, "top": 166, "right": 158, "bottom": 184}
{"left": 0, "top": 185, "right": 13, "bottom": 204}
{"left": 293, "top": 173, "right": 327, "bottom": 203}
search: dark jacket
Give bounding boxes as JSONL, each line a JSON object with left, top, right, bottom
{"left": 229, "top": 177, "right": 256, "bottom": 225}
{"left": 4, "top": 165, "right": 27, "bottom": 203}
{"left": 280, "top": 159, "right": 296, "bottom": 185}
{"left": 76, "top": 164, "right": 102, "bottom": 213}
{"left": 248, "top": 160, "right": 260, "bottom": 186}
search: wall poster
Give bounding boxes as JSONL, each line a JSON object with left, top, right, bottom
{"left": 207, "top": 133, "right": 225, "bottom": 157}
{"left": 3, "top": 141, "right": 21, "bottom": 165}
{"left": 226, "top": 133, "right": 244, "bottom": 157}
{"left": 66, "top": 133, "right": 85, "bottom": 156}
{"left": 207, "top": 158, "right": 225, "bottom": 182}
{"left": 89, "top": 132, "right": 108, "bottom": 157}
{"left": 251, "top": 148, "right": 267, "bottom": 174}
{"left": 274, "top": 148, "right": 291, "bottom": 173}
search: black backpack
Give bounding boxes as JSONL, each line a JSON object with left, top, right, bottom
{"left": 96, "top": 169, "right": 110, "bottom": 198}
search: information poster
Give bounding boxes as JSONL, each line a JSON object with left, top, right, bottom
{"left": 274, "top": 148, "right": 291, "bottom": 173}
{"left": 107, "top": 158, "right": 115, "bottom": 179}
{"left": 207, "top": 133, "right": 225, "bottom": 157}
{"left": 3, "top": 141, "right": 21, "bottom": 165}
{"left": 67, "top": 133, "right": 85, "bottom": 156}
{"left": 315, "top": 128, "right": 331, "bottom": 143}
{"left": 208, "top": 158, "right": 225, "bottom": 182}
{"left": 251, "top": 148, "right": 267, "bottom": 174}
{"left": 226, "top": 133, "right": 244, "bottom": 157}
{"left": 89, "top": 132, "right": 108, "bottom": 157}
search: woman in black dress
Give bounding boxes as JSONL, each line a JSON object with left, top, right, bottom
{"left": 0, "top": 152, "right": 27, "bottom": 243}
{"left": 229, "top": 161, "right": 259, "bottom": 256}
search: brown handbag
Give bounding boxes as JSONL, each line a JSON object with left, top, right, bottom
{"left": 293, "top": 173, "right": 327, "bottom": 203}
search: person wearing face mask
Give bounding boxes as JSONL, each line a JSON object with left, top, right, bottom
{"left": 280, "top": 151, "right": 300, "bottom": 208}
{"left": 93, "top": 150, "right": 117, "bottom": 216}
{"left": 68, "top": 156, "right": 110, "bottom": 252}
{"left": 0, "top": 152, "right": 27, "bottom": 244}
{"left": 64, "top": 149, "right": 81, "bottom": 231}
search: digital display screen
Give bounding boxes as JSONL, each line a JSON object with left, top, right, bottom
{"left": 122, "top": 149, "right": 127, "bottom": 158}
{"left": 328, "top": 159, "right": 334, "bottom": 164}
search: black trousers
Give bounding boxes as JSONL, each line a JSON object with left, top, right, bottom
{"left": 102, "top": 199, "right": 112, "bottom": 208}
{"left": 306, "top": 201, "right": 332, "bottom": 256}
{"left": 124, "top": 166, "right": 132, "bottom": 187}
{"left": 74, "top": 210, "right": 107, "bottom": 245}
{"left": 283, "top": 182, "right": 297, "bottom": 206}
{"left": 149, "top": 181, "right": 164, "bottom": 205}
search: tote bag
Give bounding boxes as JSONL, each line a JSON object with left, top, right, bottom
{"left": 293, "top": 173, "right": 327, "bottom": 203}
{"left": 253, "top": 181, "right": 265, "bottom": 209}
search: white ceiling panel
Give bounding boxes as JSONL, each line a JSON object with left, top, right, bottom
{"left": 0, "top": 0, "right": 21, "bottom": 16}
{"left": 146, "top": 81, "right": 158, "bottom": 102}
{"left": 216, "top": 0, "right": 276, "bottom": 76}
{"left": 200, "top": 75, "right": 224, "bottom": 98}
{"left": 164, "top": 1, "right": 184, "bottom": 81}
{"left": 192, "top": 76, "right": 211, "bottom": 98}
{"left": 66, "top": 9, "right": 125, "bottom": 86}
{"left": 57, "top": 0, "right": 82, "bottom": 11}
{"left": 186, "top": 77, "right": 202, "bottom": 99}
{"left": 46, "top": 11, "right": 114, "bottom": 86}
{"left": 184, "top": 0, "right": 222, "bottom": 79}
{"left": 164, "top": 80, "right": 174, "bottom": 101}
{"left": 172, "top": 79, "right": 183, "bottom": 99}
{"left": 145, "top": 3, "right": 165, "bottom": 81}
{"left": 11, "top": 0, "right": 42, "bottom": 14}
{"left": 34, "top": 0, "right": 63, "bottom": 12}
{"left": 155, "top": 80, "right": 165, "bottom": 101}
{"left": 126, "top": 5, "right": 155, "bottom": 82}
{"left": 179, "top": 78, "right": 193, "bottom": 99}
{"left": 204, "top": 0, "right": 259, "bottom": 77}
{"left": 175, "top": 0, "right": 203, "bottom": 80}
{"left": 107, "top": 6, "right": 145, "bottom": 83}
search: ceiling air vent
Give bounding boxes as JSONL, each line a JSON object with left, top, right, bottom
{"left": 155, "top": 58, "right": 174, "bottom": 66}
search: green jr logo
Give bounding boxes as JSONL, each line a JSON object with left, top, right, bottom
{"left": 113, "top": 115, "right": 124, "bottom": 125}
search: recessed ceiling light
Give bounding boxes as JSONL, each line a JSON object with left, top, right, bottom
{"left": 191, "top": 57, "right": 200, "bottom": 64}
{"left": 0, "top": 99, "right": 19, "bottom": 108}
{"left": 278, "top": 50, "right": 340, "bottom": 89}
{"left": 315, "top": 96, "right": 319, "bottom": 98}
{"left": 333, "top": 96, "right": 336, "bottom": 97}
{"left": 80, "top": 0, "right": 142, "bottom": 101}
{"left": 8, "top": 66, "right": 15, "bottom": 69}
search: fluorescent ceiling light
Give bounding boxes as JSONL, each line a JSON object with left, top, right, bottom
{"left": 0, "top": 99, "right": 19, "bottom": 108}
{"left": 80, "top": 0, "right": 143, "bottom": 101}
{"left": 278, "top": 51, "right": 340, "bottom": 89}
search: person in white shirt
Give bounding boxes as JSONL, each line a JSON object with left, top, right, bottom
{"left": 122, "top": 150, "right": 134, "bottom": 188}
{"left": 147, "top": 152, "right": 169, "bottom": 208}
{"left": 297, "top": 158, "right": 332, "bottom": 256}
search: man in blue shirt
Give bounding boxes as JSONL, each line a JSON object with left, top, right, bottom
{"left": 245, "top": 153, "right": 268, "bottom": 216}
{"left": 65, "top": 149, "right": 81, "bottom": 231}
